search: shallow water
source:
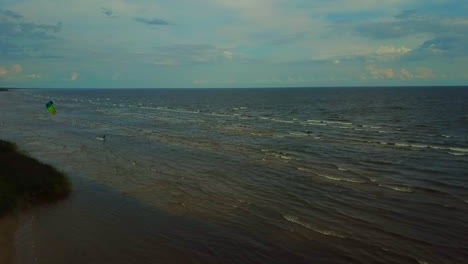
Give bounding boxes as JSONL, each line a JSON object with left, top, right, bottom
{"left": 1, "top": 87, "right": 468, "bottom": 264}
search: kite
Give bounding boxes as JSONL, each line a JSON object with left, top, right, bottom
{"left": 46, "top": 101, "right": 57, "bottom": 115}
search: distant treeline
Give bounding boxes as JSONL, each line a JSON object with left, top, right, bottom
{"left": 0, "top": 88, "right": 9, "bottom": 92}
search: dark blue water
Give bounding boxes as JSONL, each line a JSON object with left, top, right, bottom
{"left": 1, "top": 87, "right": 467, "bottom": 264}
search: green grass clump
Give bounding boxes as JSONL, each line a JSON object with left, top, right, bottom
{"left": 0, "top": 140, "right": 71, "bottom": 216}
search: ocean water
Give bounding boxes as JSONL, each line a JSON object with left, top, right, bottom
{"left": 0, "top": 87, "right": 467, "bottom": 264}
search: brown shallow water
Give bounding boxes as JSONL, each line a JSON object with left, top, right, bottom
{"left": 1, "top": 88, "right": 468, "bottom": 264}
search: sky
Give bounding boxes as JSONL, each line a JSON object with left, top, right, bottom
{"left": 0, "top": 0, "right": 467, "bottom": 88}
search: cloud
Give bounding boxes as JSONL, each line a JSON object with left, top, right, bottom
{"left": 0, "top": 9, "right": 63, "bottom": 59}
{"left": 394, "top": 10, "right": 417, "bottom": 19}
{"left": 223, "top": 50, "right": 233, "bottom": 60}
{"left": 414, "top": 67, "right": 434, "bottom": 79}
{"left": 11, "top": 64, "right": 23, "bottom": 73}
{"left": 70, "top": 72, "right": 79, "bottom": 81}
{"left": 101, "top": 7, "right": 117, "bottom": 18}
{"left": 26, "top": 73, "right": 41, "bottom": 79}
{"left": 0, "top": 9, "right": 23, "bottom": 19}
{"left": 368, "top": 65, "right": 395, "bottom": 79}
{"left": 376, "top": 46, "right": 411, "bottom": 56}
{"left": 152, "top": 44, "right": 234, "bottom": 66}
{"left": 400, "top": 68, "right": 413, "bottom": 79}
{"left": 0, "top": 10, "right": 63, "bottom": 39}
{"left": 134, "top": 17, "right": 170, "bottom": 26}
{"left": 356, "top": 13, "right": 468, "bottom": 40}
{"left": 0, "top": 64, "right": 23, "bottom": 78}
{"left": 367, "top": 65, "right": 435, "bottom": 80}
{"left": 0, "top": 67, "right": 8, "bottom": 77}
{"left": 404, "top": 35, "right": 468, "bottom": 61}
{"left": 0, "top": 64, "right": 36, "bottom": 80}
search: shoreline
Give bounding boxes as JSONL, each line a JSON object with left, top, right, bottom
{"left": 0, "top": 139, "right": 71, "bottom": 263}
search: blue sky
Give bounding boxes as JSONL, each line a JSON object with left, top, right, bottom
{"left": 0, "top": 0, "right": 467, "bottom": 88}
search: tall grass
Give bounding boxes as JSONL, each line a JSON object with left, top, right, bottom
{"left": 0, "top": 140, "right": 71, "bottom": 216}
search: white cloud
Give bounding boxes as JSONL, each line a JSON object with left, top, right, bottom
{"left": 414, "top": 67, "right": 434, "bottom": 79}
{"left": 12, "top": 64, "right": 23, "bottom": 73}
{"left": 400, "top": 68, "right": 413, "bottom": 79}
{"left": 27, "top": 74, "right": 41, "bottom": 79}
{"left": 367, "top": 65, "right": 395, "bottom": 79}
{"left": 0, "top": 68, "right": 8, "bottom": 77}
{"left": 0, "top": 64, "right": 23, "bottom": 78}
{"left": 367, "top": 65, "right": 435, "bottom": 80}
{"left": 223, "top": 50, "right": 233, "bottom": 60}
{"left": 263, "top": 76, "right": 308, "bottom": 84}
{"left": 376, "top": 46, "right": 411, "bottom": 56}
{"left": 71, "top": 72, "right": 79, "bottom": 81}
{"left": 0, "top": 64, "right": 42, "bottom": 81}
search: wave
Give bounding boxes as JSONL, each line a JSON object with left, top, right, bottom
{"left": 367, "top": 140, "right": 468, "bottom": 154}
{"left": 283, "top": 215, "right": 345, "bottom": 238}
{"left": 140, "top": 106, "right": 201, "bottom": 115}
{"left": 262, "top": 150, "right": 298, "bottom": 160}
{"left": 448, "top": 147, "right": 468, "bottom": 153}
{"left": 317, "top": 174, "right": 367, "bottom": 184}
{"left": 297, "top": 168, "right": 367, "bottom": 183}
{"left": 306, "top": 120, "right": 353, "bottom": 126}
{"left": 378, "top": 184, "right": 413, "bottom": 193}
{"left": 288, "top": 132, "right": 309, "bottom": 137}
{"left": 448, "top": 152, "right": 466, "bottom": 156}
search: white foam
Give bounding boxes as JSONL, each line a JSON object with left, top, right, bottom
{"left": 448, "top": 152, "right": 465, "bottom": 156}
{"left": 395, "top": 143, "right": 411, "bottom": 147}
{"left": 288, "top": 132, "right": 308, "bottom": 137}
{"left": 283, "top": 215, "right": 345, "bottom": 238}
{"left": 378, "top": 184, "right": 412, "bottom": 193}
{"left": 317, "top": 174, "right": 366, "bottom": 183}
{"left": 449, "top": 147, "right": 468, "bottom": 153}
{"left": 270, "top": 118, "right": 295, "bottom": 124}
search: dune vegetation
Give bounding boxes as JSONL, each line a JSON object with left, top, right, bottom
{"left": 0, "top": 140, "right": 71, "bottom": 216}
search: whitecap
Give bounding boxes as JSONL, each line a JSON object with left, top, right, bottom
{"left": 318, "top": 174, "right": 366, "bottom": 184}
{"left": 449, "top": 147, "right": 468, "bottom": 153}
{"left": 283, "top": 215, "right": 345, "bottom": 238}
{"left": 448, "top": 152, "right": 465, "bottom": 156}
{"left": 395, "top": 143, "right": 411, "bottom": 147}
{"left": 411, "top": 144, "right": 429, "bottom": 148}
{"left": 378, "top": 184, "right": 412, "bottom": 193}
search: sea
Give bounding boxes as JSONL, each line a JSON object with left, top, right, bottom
{"left": 0, "top": 87, "right": 467, "bottom": 264}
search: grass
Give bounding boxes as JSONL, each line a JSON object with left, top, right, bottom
{"left": 0, "top": 140, "right": 71, "bottom": 216}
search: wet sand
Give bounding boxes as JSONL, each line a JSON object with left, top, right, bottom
{"left": 0, "top": 214, "right": 16, "bottom": 264}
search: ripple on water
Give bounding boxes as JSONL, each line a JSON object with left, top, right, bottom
{"left": 282, "top": 215, "right": 345, "bottom": 238}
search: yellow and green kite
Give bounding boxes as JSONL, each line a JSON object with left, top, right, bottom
{"left": 46, "top": 101, "right": 57, "bottom": 115}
